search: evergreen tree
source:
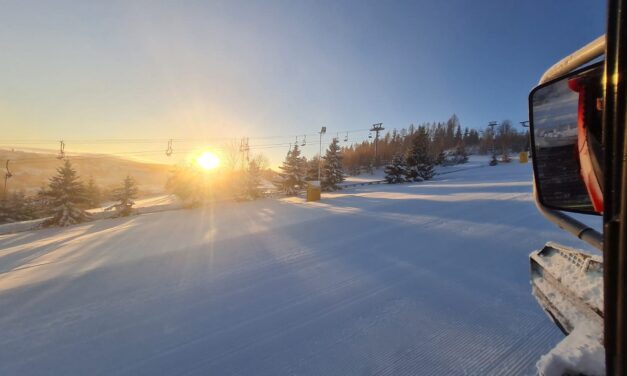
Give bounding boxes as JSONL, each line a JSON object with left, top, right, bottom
{"left": 384, "top": 154, "right": 407, "bottom": 184}
{"left": 321, "top": 138, "right": 344, "bottom": 191}
{"left": 305, "top": 156, "right": 321, "bottom": 181}
{"left": 454, "top": 125, "right": 462, "bottom": 145}
{"left": 85, "top": 177, "right": 101, "bottom": 209}
{"left": 434, "top": 150, "right": 446, "bottom": 166}
{"left": 108, "top": 175, "right": 138, "bottom": 217}
{"left": 0, "top": 191, "right": 33, "bottom": 223}
{"left": 405, "top": 127, "right": 435, "bottom": 181}
{"left": 42, "top": 159, "right": 89, "bottom": 227}
{"left": 274, "top": 145, "right": 306, "bottom": 195}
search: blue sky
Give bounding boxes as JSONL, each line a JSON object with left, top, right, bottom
{"left": 0, "top": 0, "right": 605, "bottom": 164}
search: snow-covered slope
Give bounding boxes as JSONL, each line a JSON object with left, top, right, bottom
{"left": 0, "top": 160, "right": 600, "bottom": 375}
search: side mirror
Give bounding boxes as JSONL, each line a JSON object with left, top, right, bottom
{"left": 529, "top": 62, "right": 604, "bottom": 215}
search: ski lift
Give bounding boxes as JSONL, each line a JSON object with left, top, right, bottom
{"left": 3, "top": 160, "right": 12, "bottom": 198}
{"left": 301, "top": 135, "right": 307, "bottom": 147}
{"left": 344, "top": 132, "right": 348, "bottom": 142}
{"left": 5, "top": 160, "right": 12, "bottom": 179}
{"left": 368, "top": 132, "right": 373, "bottom": 139}
{"left": 57, "top": 140, "right": 65, "bottom": 160}
{"left": 165, "top": 139, "right": 173, "bottom": 157}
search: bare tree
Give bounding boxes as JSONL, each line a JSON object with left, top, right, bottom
{"left": 251, "top": 153, "right": 269, "bottom": 170}
{"left": 498, "top": 120, "right": 514, "bottom": 161}
{"left": 222, "top": 139, "right": 241, "bottom": 171}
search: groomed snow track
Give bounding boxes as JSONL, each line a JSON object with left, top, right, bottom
{"left": 0, "top": 160, "right": 599, "bottom": 375}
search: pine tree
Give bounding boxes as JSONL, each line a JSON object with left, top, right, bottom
{"left": 434, "top": 150, "right": 446, "bottom": 166}
{"left": 384, "top": 154, "right": 407, "bottom": 184}
{"left": 85, "top": 177, "right": 101, "bottom": 209}
{"left": 42, "top": 159, "right": 89, "bottom": 227}
{"left": 108, "top": 175, "right": 138, "bottom": 216}
{"left": 405, "top": 127, "right": 435, "bottom": 181}
{"left": 454, "top": 125, "right": 462, "bottom": 145}
{"left": 274, "top": 145, "right": 306, "bottom": 195}
{"left": 305, "top": 156, "right": 321, "bottom": 182}
{"left": 0, "top": 192, "right": 32, "bottom": 224}
{"left": 321, "top": 138, "right": 344, "bottom": 191}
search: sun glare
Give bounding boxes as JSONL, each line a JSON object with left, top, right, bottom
{"left": 196, "top": 151, "right": 220, "bottom": 170}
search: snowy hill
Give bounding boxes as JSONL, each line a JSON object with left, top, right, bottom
{"left": 0, "top": 160, "right": 600, "bottom": 375}
{"left": 0, "top": 149, "right": 171, "bottom": 195}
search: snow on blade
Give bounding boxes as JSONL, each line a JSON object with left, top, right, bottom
{"left": 536, "top": 323, "right": 605, "bottom": 376}
{"left": 530, "top": 243, "right": 604, "bottom": 376}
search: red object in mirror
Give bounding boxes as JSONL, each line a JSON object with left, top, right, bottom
{"left": 568, "top": 77, "right": 604, "bottom": 213}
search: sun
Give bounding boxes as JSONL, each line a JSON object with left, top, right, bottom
{"left": 196, "top": 151, "right": 220, "bottom": 170}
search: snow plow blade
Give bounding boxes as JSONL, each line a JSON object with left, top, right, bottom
{"left": 529, "top": 242, "right": 603, "bottom": 335}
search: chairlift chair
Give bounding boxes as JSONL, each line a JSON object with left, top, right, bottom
{"left": 57, "top": 141, "right": 65, "bottom": 160}
{"left": 5, "top": 160, "right": 12, "bottom": 179}
{"left": 165, "top": 139, "right": 173, "bottom": 157}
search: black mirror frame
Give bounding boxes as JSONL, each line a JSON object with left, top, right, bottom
{"left": 528, "top": 60, "right": 605, "bottom": 216}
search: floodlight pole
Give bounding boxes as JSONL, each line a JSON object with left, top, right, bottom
{"left": 318, "top": 126, "right": 326, "bottom": 181}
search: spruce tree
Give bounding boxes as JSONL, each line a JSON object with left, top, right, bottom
{"left": 384, "top": 154, "right": 407, "bottom": 184}
{"left": 7, "top": 191, "right": 36, "bottom": 222}
{"left": 42, "top": 159, "right": 89, "bottom": 227}
{"left": 405, "top": 127, "right": 435, "bottom": 181}
{"left": 108, "top": 175, "right": 138, "bottom": 216}
{"left": 305, "top": 156, "right": 321, "bottom": 182}
{"left": 455, "top": 125, "right": 463, "bottom": 145}
{"left": 0, "top": 192, "right": 31, "bottom": 224}
{"left": 85, "top": 177, "right": 101, "bottom": 209}
{"left": 274, "top": 145, "right": 306, "bottom": 195}
{"left": 321, "top": 138, "right": 344, "bottom": 191}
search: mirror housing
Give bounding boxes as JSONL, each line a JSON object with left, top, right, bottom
{"left": 528, "top": 62, "right": 604, "bottom": 215}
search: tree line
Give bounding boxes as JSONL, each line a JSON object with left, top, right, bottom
{"left": 342, "top": 115, "right": 529, "bottom": 173}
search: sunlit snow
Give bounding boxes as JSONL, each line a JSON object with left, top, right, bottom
{"left": 0, "top": 158, "right": 600, "bottom": 375}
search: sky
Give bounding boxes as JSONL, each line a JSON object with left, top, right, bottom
{"left": 0, "top": 0, "right": 605, "bottom": 166}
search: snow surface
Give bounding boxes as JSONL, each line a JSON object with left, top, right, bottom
{"left": 536, "top": 322, "right": 604, "bottom": 376}
{"left": 531, "top": 243, "right": 604, "bottom": 376}
{"left": 0, "top": 159, "right": 600, "bottom": 375}
{"left": 0, "top": 195, "right": 183, "bottom": 236}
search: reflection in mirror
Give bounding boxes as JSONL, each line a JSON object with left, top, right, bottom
{"left": 530, "top": 64, "right": 603, "bottom": 213}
